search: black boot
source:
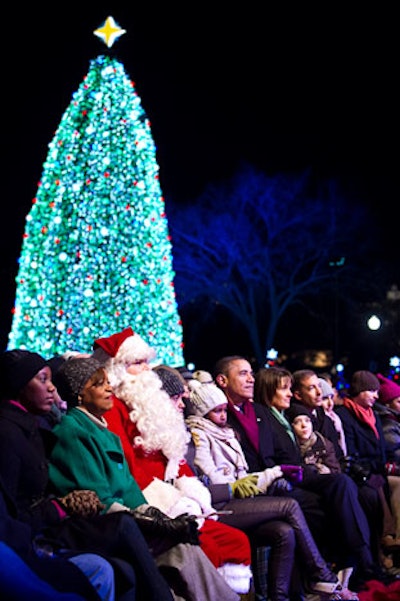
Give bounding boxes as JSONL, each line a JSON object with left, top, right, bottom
{"left": 278, "top": 497, "right": 341, "bottom": 593}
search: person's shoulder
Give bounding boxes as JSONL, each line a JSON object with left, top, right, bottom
{"left": 0, "top": 403, "right": 35, "bottom": 431}
{"left": 253, "top": 402, "right": 272, "bottom": 418}
{"left": 315, "top": 430, "right": 331, "bottom": 446}
{"left": 335, "top": 405, "right": 356, "bottom": 426}
{"left": 54, "top": 409, "right": 91, "bottom": 433}
{"left": 334, "top": 404, "right": 348, "bottom": 417}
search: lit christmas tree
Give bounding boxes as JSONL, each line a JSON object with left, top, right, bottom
{"left": 8, "top": 17, "right": 185, "bottom": 365}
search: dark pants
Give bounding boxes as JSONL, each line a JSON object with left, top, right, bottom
{"left": 297, "top": 472, "right": 373, "bottom": 568}
{"left": 44, "top": 511, "right": 174, "bottom": 601}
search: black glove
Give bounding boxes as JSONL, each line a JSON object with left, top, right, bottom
{"left": 131, "top": 505, "right": 200, "bottom": 547}
{"left": 266, "top": 477, "right": 293, "bottom": 494}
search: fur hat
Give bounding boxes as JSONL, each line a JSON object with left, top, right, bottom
{"left": 192, "top": 370, "right": 214, "bottom": 384}
{"left": 318, "top": 378, "right": 334, "bottom": 399}
{"left": 54, "top": 357, "right": 103, "bottom": 407}
{"left": 187, "top": 380, "right": 227, "bottom": 416}
{"left": 153, "top": 365, "right": 185, "bottom": 397}
{"left": 349, "top": 370, "right": 380, "bottom": 397}
{"left": 0, "top": 349, "right": 48, "bottom": 399}
{"left": 93, "top": 327, "right": 156, "bottom": 364}
{"left": 376, "top": 373, "right": 400, "bottom": 405}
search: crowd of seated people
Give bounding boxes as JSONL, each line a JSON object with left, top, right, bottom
{"left": 1, "top": 330, "right": 400, "bottom": 601}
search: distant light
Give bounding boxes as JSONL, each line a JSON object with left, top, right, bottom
{"left": 367, "top": 315, "right": 381, "bottom": 331}
{"left": 187, "top": 362, "right": 195, "bottom": 371}
{"left": 336, "top": 363, "right": 344, "bottom": 373}
{"left": 266, "top": 348, "right": 278, "bottom": 360}
{"left": 390, "top": 356, "right": 400, "bottom": 368}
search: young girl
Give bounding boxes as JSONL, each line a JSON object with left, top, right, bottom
{"left": 285, "top": 404, "right": 342, "bottom": 475}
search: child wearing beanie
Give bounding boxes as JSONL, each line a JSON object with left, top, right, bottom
{"left": 285, "top": 404, "right": 342, "bottom": 476}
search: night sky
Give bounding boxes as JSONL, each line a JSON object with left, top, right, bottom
{"left": 2, "top": 5, "right": 398, "bottom": 354}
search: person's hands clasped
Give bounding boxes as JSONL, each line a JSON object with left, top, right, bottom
{"left": 231, "top": 474, "right": 260, "bottom": 498}
{"left": 58, "top": 489, "right": 105, "bottom": 517}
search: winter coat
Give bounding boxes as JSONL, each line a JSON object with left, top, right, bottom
{"left": 0, "top": 401, "right": 62, "bottom": 531}
{"left": 49, "top": 407, "right": 146, "bottom": 511}
{"left": 374, "top": 401, "right": 400, "bottom": 464}
{"left": 336, "top": 402, "right": 387, "bottom": 475}
{"left": 105, "top": 395, "right": 193, "bottom": 488}
{"left": 297, "top": 430, "right": 341, "bottom": 475}
{"left": 185, "top": 414, "right": 248, "bottom": 484}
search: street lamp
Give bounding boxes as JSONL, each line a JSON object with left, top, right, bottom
{"left": 367, "top": 315, "right": 381, "bottom": 331}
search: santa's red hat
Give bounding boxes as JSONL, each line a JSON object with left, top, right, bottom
{"left": 93, "top": 327, "right": 156, "bottom": 364}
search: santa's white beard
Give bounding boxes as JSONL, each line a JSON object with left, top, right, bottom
{"left": 110, "top": 367, "right": 189, "bottom": 465}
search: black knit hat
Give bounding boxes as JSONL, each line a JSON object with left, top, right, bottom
{"left": 153, "top": 365, "right": 185, "bottom": 397}
{"left": 285, "top": 403, "right": 313, "bottom": 424}
{"left": 0, "top": 349, "right": 48, "bottom": 399}
{"left": 349, "top": 370, "right": 380, "bottom": 397}
{"left": 54, "top": 357, "right": 103, "bottom": 407}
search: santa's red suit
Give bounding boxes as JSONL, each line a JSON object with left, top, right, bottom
{"left": 92, "top": 328, "right": 252, "bottom": 595}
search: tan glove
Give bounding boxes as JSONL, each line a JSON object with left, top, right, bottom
{"left": 256, "top": 466, "right": 283, "bottom": 493}
{"left": 58, "top": 490, "right": 105, "bottom": 517}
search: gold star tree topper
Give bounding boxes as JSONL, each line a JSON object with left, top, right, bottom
{"left": 94, "top": 16, "right": 126, "bottom": 48}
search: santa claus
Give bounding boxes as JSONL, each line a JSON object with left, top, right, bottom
{"left": 92, "top": 327, "right": 252, "bottom": 595}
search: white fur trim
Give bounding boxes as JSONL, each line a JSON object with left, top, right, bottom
{"left": 142, "top": 478, "right": 183, "bottom": 514}
{"left": 174, "top": 475, "right": 213, "bottom": 514}
{"left": 217, "top": 563, "right": 252, "bottom": 594}
{"left": 117, "top": 334, "right": 156, "bottom": 363}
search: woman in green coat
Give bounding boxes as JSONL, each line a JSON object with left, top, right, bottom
{"left": 49, "top": 356, "right": 241, "bottom": 601}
